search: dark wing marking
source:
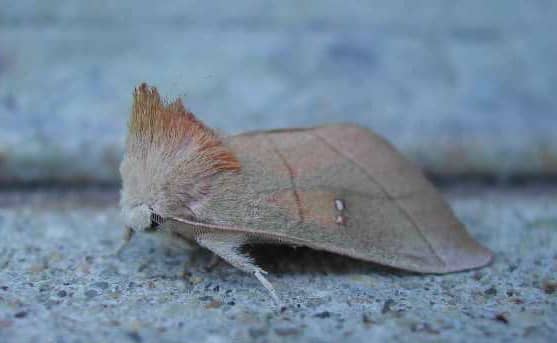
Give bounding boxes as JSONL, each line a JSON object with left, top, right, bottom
{"left": 267, "top": 136, "right": 304, "bottom": 224}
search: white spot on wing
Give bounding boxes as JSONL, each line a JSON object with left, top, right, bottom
{"left": 334, "top": 199, "right": 345, "bottom": 211}
{"left": 336, "top": 215, "right": 346, "bottom": 225}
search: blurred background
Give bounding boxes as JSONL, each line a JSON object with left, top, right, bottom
{"left": 1, "top": 0, "right": 556, "bottom": 186}
{"left": 1, "top": 2, "right": 557, "bottom": 342}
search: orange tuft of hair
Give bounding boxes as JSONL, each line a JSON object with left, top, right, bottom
{"left": 128, "top": 83, "right": 240, "bottom": 173}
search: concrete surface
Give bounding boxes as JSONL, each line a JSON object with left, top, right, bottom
{"left": 1, "top": 3, "right": 556, "bottom": 343}
{"left": 0, "top": 187, "right": 556, "bottom": 342}
{"left": 1, "top": 1, "right": 557, "bottom": 183}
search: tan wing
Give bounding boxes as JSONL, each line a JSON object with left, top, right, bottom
{"left": 215, "top": 124, "right": 492, "bottom": 273}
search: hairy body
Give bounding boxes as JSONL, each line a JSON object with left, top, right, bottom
{"left": 119, "top": 84, "right": 493, "bottom": 303}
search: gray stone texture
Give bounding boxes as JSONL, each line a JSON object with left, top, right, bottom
{"left": 1, "top": 1, "right": 557, "bottom": 183}
{"left": 1, "top": 2, "right": 556, "bottom": 343}
{"left": 0, "top": 188, "right": 556, "bottom": 342}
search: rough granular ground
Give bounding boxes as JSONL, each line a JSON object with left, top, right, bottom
{"left": 0, "top": 188, "right": 555, "bottom": 342}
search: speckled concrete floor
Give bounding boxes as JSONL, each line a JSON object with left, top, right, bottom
{"left": 2, "top": 3, "right": 556, "bottom": 342}
{"left": 0, "top": 187, "right": 555, "bottom": 342}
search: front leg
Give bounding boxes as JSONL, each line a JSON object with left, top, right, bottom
{"left": 115, "top": 227, "right": 135, "bottom": 256}
{"left": 195, "top": 233, "right": 280, "bottom": 304}
{"left": 205, "top": 253, "right": 221, "bottom": 271}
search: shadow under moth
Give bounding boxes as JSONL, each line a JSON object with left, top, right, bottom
{"left": 119, "top": 83, "right": 493, "bottom": 304}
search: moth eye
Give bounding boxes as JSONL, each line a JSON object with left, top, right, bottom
{"left": 149, "top": 212, "right": 165, "bottom": 230}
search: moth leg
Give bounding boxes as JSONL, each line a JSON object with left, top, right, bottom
{"left": 181, "top": 261, "right": 192, "bottom": 279}
{"left": 205, "top": 253, "right": 221, "bottom": 271}
{"left": 162, "top": 232, "right": 201, "bottom": 277}
{"left": 181, "top": 248, "right": 213, "bottom": 278}
{"left": 196, "top": 234, "right": 280, "bottom": 304}
{"left": 115, "top": 227, "right": 135, "bottom": 257}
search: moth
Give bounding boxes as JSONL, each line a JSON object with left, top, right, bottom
{"left": 119, "top": 83, "right": 493, "bottom": 303}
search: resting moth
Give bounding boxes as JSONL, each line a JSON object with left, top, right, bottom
{"left": 119, "top": 83, "right": 493, "bottom": 303}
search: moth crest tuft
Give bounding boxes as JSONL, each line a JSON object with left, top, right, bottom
{"left": 127, "top": 83, "right": 240, "bottom": 173}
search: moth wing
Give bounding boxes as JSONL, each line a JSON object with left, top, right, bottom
{"left": 210, "top": 124, "right": 492, "bottom": 273}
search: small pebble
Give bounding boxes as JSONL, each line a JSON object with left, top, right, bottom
{"left": 484, "top": 287, "right": 497, "bottom": 296}
{"left": 509, "top": 297, "right": 524, "bottom": 304}
{"left": 127, "top": 331, "right": 142, "bottom": 343}
{"left": 411, "top": 322, "right": 440, "bottom": 334}
{"left": 382, "top": 299, "right": 395, "bottom": 314}
{"left": 362, "top": 313, "right": 374, "bottom": 325}
{"left": 189, "top": 276, "right": 203, "bottom": 285}
{"left": 494, "top": 313, "right": 509, "bottom": 324}
{"left": 92, "top": 281, "right": 109, "bottom": 290}
{"left": 314, "top": 311, "right": 331, "bottom": 318}
{"left": 85, "top": 289, "right": 98, "bottom": 298}
{"left": 28, "top": 263, "right": 47, "bottom": 273}
{"left": 506, "top": 289, "right": 517, "bottom": 297}
{"left": 249, "top": 327, "right": 267, "bottom": 338}
{"left": 57, "top": 290, "right": 67, "bottom": 297}
{"left": 14, "top": 311, "right": 28, "bottom": 319}
{"left": 274, "top": 326, "right": 300, "bottom": 336}
{"left": 205, "top": 300, "right": 223, "bottom": 309}
{"left": 542, "top": 280, "right": 557, "bottom": 294}
{"left": 473, "top": 271, "right": 483, "bottom": 281}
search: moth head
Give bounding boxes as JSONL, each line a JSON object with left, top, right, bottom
{"left": 122, "top": 204, "right": 165, "bottom": 233}
{"left": 119, "top": 83, "right": 241, "bottom": 233}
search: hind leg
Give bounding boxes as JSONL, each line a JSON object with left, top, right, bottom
{"left": 195, "top": 233, "right": 280, "bottom": 304}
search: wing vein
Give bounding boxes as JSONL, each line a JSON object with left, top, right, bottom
{"left": 310, "top": 131, "right": 446, "bottom": 266}
{"left": 267, "top": 137, "right": 305, "bottom": 225}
